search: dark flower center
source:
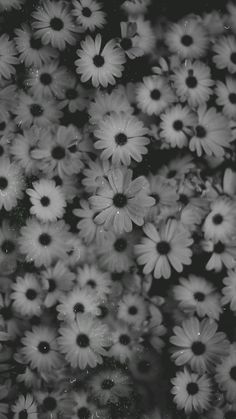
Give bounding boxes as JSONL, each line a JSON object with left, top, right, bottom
{"left": 128, "top": 305, "right": 138, "bottom": 315}
{"left": 19, "top": 410, "right": 28, "bottom": 419}
{"left": 186, "top": 382, "right": 199, "bottom": 395}
{"left": 167, "top": 170, "right": 176, "bottom": 178}
{"left": 66, "top": 88, "right": 78, "bottom": 100}
{"left": 214, "top": 241, "right": 225, "bottom": 254}
{"left": 114, "top": 238, "right": 127, "bottom": 252}
{"left": 0, "top": 122, "right": 6, "bottom": 131}
{"left": 26, "top": 288, "right": 37, "bottom": 300}
{"left": 76, "top": 333, "right": 90, "bottom": 347}
{"left": 173, "top": 120, "right": 183, "bottom": 131}
{"left": 43, "top": 397, "right": 57, "bottom": 411}
{"left": 186, "top": 76, "right": 198, "bottom": 88}
{"left": 40, "top": 73, "right": 52, "bottom": 85}
{"left": 40, "top": 196, "right": 50, "bottom": 207}
{"left": 93, "top": 55, "right": 105, "bottom": 67}
{"left": 194, "top": 292, "right": 205, "bottom": 302}
{"left": 77, "top": 407, "right": 90, "bottom": 419}
{"left": 179, "top": 194, "right": 189, "bottom": 205}
{"left": 156, "top": 241, "right": 170, "bottom": 255}
{"left": 53, "top": 175, "right": 63, "bottom": 186}
{"left": 230, "top": 366, "right": 236, "bottom": 380}
{"left": 120, "top": 37, "right": 132, "bottom": 50}
{"left": 48, "top": 279, "right": 56, "bottom": 292}
{"left": 73, "top": 303, "right": 84, "bottom": 313}
{"left": 150, "top": 89, "right": 161, "bottom": 100}
{"left": 0, "top": 177, "right": 8, "bottom": 190}
{"left": 82, "top": 7, "right": 92, "bottom": 17}
{"left": 87, "top": 279, "right": 96, "bottom": 288}
{"left": 212, "top": 213, "right": 223, "bottom": 225}
{"left": 97, "top": 305, "right": 108, "bottom": 318}
{"left": 30, "top": 104, "right": 44, "bottom": 117}
{"left": 191, "top": 341, "right": 206, "bottom": 355}
{"left": 30, "top": 37, "right": 42, "bottom": 49}
{"left": 38, "top": 341, "right": 50, "bottom": 353}
{"left": 50, "top": 17, "right": 64, "bottom": 31}
{"left": 229, "top": 93, "right": 236, "bottom": 104}
{"left": 101, "top": 379, "right": 114, "bottom": 390}
{"left": 38, "top": 233, "right": 52, "bottom": 246}
{"left": 138, "top": 360, "right": 150, "bottom": 373}
{"left": 113, "top": 193, "right": 127, "bottom": 208}
{"left": 196, "top": 125, "right": 207, "bottom": 138}
{"left": 230, "top": 52, "right": 236, "bottom": 64}
{"left": 119, "top": 334, "right": 130, "bottom": 345}
{"left": 0, "top": 306, "right": 12, "bottom": 320}
{"left": 1, "top": 240, "right": 15, "bottom": 254}
{"left": 181, "top": 34, "right": 193, "bottom": 46}
{"left": 115, "top": 132, "right": 128, "bottom": 146}
{"left": 51, "top": 146, "right": 66, "bottom": 160}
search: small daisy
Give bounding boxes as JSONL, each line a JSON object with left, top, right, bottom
{"left": 170, "top": 316, "right": 229, "bottom": 373}
{"left": 11, "top": 394, "right": 38, "bottom": 419}
{"left": 94, "top": 112, "right": 149, "bottom": 165}
{"left": 215, "top": 344, "right": 236, "bottom": 402}
{"left": 147, "top": 174, "right": 178, "bottom": 221}
{"left": 166, "top": 19, "right": 208, "bottom": 59}
{"left": 202, "top": 239, "right": 236, "bottom": 272}
{"left": 216, "top": 78, "right": 236, "bottom": 120}
{"left": 117, "top": 292, "right": 147, "bottom": 328}
{"left": 90, "top": 167, "right": 155, "bottom": 234}
{"left": 35, "top": 389, "right": 70, "bottom": 418}
{"left": 118, "top": 21, "right": 144, "bottom": 59}
{"left": 89, "top": 369, "right": 132, "bottom": 404}
{"left": 71, "top": 391, "right": 108, "bottom": 419}
{"left": 158, "top": 154, "right": 195, "bottom": 181}
{"left": 173, "top": 275, "right": 222, "bottom": 320}
{"left": 57, "top": 77, "right": 92, "bottom": 113}
{"left": 213, "top": 36, "right": 236, "bottom": 74}
{"left": 109, "top": 321, "right": 137, "bottom": 363}
{"left": 189, "top": 105, "right": 231, "bottom": 157}
{"left": 58, "top": 314, "right": 110, "bottom": 369}
{"left": 222, "top": 270, "right": 236, "bottom": 311}
{"left": 32, "top": 0, "right": 77, "bottom": 50}
{"left": 0, "top": 158, "right": 24, "bottom": 211}
{"left": 11, "top": 274, "right": 43, "bottom": 317}
{"left": 160, "top": 104, "right": 196, "bottom": 149}
{"left": 0, "top": 34, "right": 18, "bottom": 80}
{"left": 171, "top": 60, "right": 214, "bottom": 107}
{"left": 56, "top": 286, "right": 100, "bottom": 322}
{"left": 129, "top": 348, "right": 161, "bottom": 383}
{"left": 136, "top": 75, "right": 175, "bottom": 116}
{"left": 26, "top": 61, "right": 68, "bottom": 99}
{"left": 18, "top": 217, "right": 71, "bottom": 267}
{"left": 72, "top": 0, "right": 106, "bottom": 32}
{"left": 75, "top": 34, "right": 126, "bottom": 87}
{"left": 21, "top": 326, "right": 61, "bottom": 372}
{"left": 41, "top": 260, "right": 74, "bottom": 308}
{"left": 203, "top": 197, "right": 236, "bottom": 242}
{"left": 10, "top": 128, "right": 42, "bottom": 176}
{"left": 76, "top": 264, "right": 111, "bottom": 299}
{"left": 171, "top": 368, "right": 212, "bottom": 414}
{"left": 26, "top": 178, "right": 66, "bottom": 222}
{"left": 135, "top": 220, "right": 193, "bottom": 279}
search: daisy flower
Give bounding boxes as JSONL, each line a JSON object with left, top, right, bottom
{"left": 71, "top": 391, "right": 108, "bottom": 419}
{"left": 222, "top": 270, "right": 236, "bottom": 311}
{"left": 88, "top": 89, "right": 132, "bottom": 125}
{"left": 90, "top": 167, "right": 155, "bottom": 234}
{"left": 35, "top": 389, "right": 70, "bottom": 418}
{"left": 11, "top": 274, "right": 43, "bottom": 317}
{"left": 14, "top": 24, "right": 58, "bottom": 67}
{"left": 41, "top": 260, "right": 74, "bottom": 308}
{"left": 135, "top": 220, "right": 193, "bottom": 279}
{"left": 171, "top": 60, "right": 214, "bottom": 107}
{"left": 94, "top": 112, "right": 149, "bottom": 165}
{"left": 136, "top": 75, "right": 175, "bottom": 116}
{"left": 10, "top": 128, "right": 42, "bottom": 176}
{"left": 11, "top": 394, "right": 37, "bottom": 419}
{"left": 15, "top": 93, "right": 62, "bottom": 128}
{"left": 216, "top": 78, "right": 236, "bottom": 120}
{"left": 0, "top": 221, "right": 18, "bottom": 275}
{"left": 82, "top": 157, "right": 111, "bottom": 194}
{"left": 72, "top": 0, "right": 106, "bottom": 32}
{"left": 173, "top": 275, "right": 222, "bottom": 320}
{"left": 203, "top": 197, "right": 236, "bottom": 242}
{"left": 18, "top": 217, "right": 71, "bottom": 267}
{"left": 0, "top": 34, "right": 18, "bottom": 80}
{"left": 215, "top": 344, "right": 236, "bottom": 402}
{"left": 170, "top": 316, "right": 229, "bottom": 373}
{"left": 26, "top": 178, "right": 66, "bottom": 222}
{"left": 117, "top": 292, "right": 147, "bottom": 328}
{"left": 171, "top": 368, "right": 212, "bottom": 414}
{"left": 32, "top": 0, "right": 77, "bottom": 50}
{"left": 109, "top": 321, "right": 137, "bottom": 363}
{"left": 76, "top": 264, "right": 111, "bottom": 299}
{"left": 75, "top": 34, "right": 126, "bottom": 87}
{"left": 213, "top": 36, "right": 236, "bottom": 74}
{"left": 129, "top": 348, "right": 161, "bottom": 383}
{"left": 21, "top": 326, "right": 61, "bottom": 372}
{"left": 58, "top": 314, "right": 110, "bottom": 369}
{"left": 160, "top": 104, "right": 196, "bottom": 149}
{"left": 57, "top": 76, "right": 92, "bottom": 113}
{"left": 166, "top": 19, "right": 208, "bottom": 59}
{"left": 88, "top": 368, "right": 132, "bottom": 404}
{"left": 0, "top": 158, "right": 24, "bottom": 211}
{"left": 146, "top": 174, "right": 178, "bottom": 221}
{"left": 202, "top": 239, "right": 236, "bottom": 272}
{"left": 158, "top": 154, "right": 195, "bottom": 180}
{"left": 118, "top": 21, "right": 144, "bottom": 59}
{"left": 56, "top": 286, "right": 100, "bottom": 322}
{"left": 74, "top": 200, "right": 107, "bottom": 245}
{"left": 189, "top": 105, "right": 231, "bottom": 157}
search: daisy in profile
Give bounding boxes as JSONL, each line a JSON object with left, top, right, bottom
{"left": 18, "top": 217, "right": 71, "bottom": 267}
{"left": 136, "top": 75, "right": 175, "bottom": 116}
{"left": 166, "top": 18, "right": 208, "bottom": 59}
{"left": 75, "top": 34, "right": 126, "bottom": 87}
{"left": 0, "top": 158, "right": 24, "bottom": 211}
{"left": 94, "top": 112, "right": 149, "bottom": 166}
{"left": 32, "top": 0, "right": 77, "bottom": 50}
{"left": 76, "top": 264, "right": 111, "bottom": 299}
{"left": 10, "top": 128, "right": 42, "bottom": 176}
{"left": 203, "top": 197, "right": 236, "bottom": 242}
{"left": 202, "top": 239, "right": 236, "bottom": 272}
{"left": 41, "top": 260, "right": 74, "bottom": 308}
{"left": 11, "top": 394, "right": 37, "bottom": 419}
{"left": 171, "top": 60, "right": 213, "bottom": 107}
{"left": 21, "top": 326, "right": 61, "bottom": 372}
{"left": 117, "top": 292, "right": 147, "bottom": 328}
{"left": 216, "top": 78, "right": 236, "bottom": 120}
{"left": 26, "top": 178, "right": 66, "bottom": 222}
{"left": 170, "top": 316, "right": 229, "bottom": 373}
{"left": 14, "top": 24, "right": 58, "bottom": 67}
{"left": 26, "top": 61, "right": 68, "bottom": 99}
{"left": 56, "top": 286, "right": 100, "bottom": 322}
{"left": 135, "top": 220, "right": 193, "bottom": 279}
{"left": 213, "top": 36, "right": 236, "bottom": 74}
{"left": 88, "top": 89, "right": 132, "bottom": 125}
{"left": 11, "top": 274, "right": 43, "bottom": 317}
{"left": 173, "top": 275, "right": 222, "bottom": 320}
{"left": 215, "top": 344, "right": 236, "bottom": 402}
{"left": 118, "top": 21, "right": 144, "bottom": 59}
{"left": 160, "top": 104, "right": 196, "bottom": 149}
{"left": 58, "top": 314, "right": 110, "bottom": 369}
{"left": 171, "top": 368, "right": 212, "bottom": 414}
{"left": 0, "top": 34, "right": 18, "bottom": 80}
{"left": 222, "top": 270, "right": 236, "bottom": 311}
{"left": 72, "top": 0, "right": 106, "bottom": 32}
{"left": 189, "top": 105, "right": 231, "bottom": 157}
{"left": 90, "top": 167, "right": 154, "bottom": 234}
{"left": 89, "top": 368, "right": 132, "bottom": 404}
